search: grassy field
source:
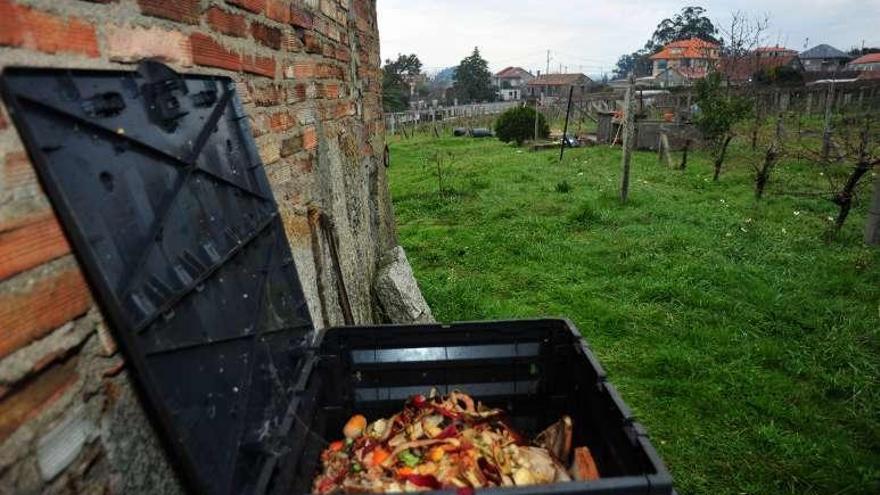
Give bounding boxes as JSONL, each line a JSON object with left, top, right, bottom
{"left": 386, "top": 132, "right": 880, "bottom": 495}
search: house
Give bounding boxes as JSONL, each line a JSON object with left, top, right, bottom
{"left": 526, "top": 73, "right": 593, "bottom": 99}
{"left": 649, "top": 38, "right": 720, "bottom": 80}
{"left": 849, "top": 53, "right": 880, "bottom": 71}
{"left": 493, "top": 67, "right": 534, "bottom": 101}
{"left": 719, "top": 46, "right": 803, "bottom": 83}
{"left": 799, "top": 44, "right": 851, "bottom": 72}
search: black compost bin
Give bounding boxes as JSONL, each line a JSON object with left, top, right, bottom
{"left": 1, "top": 63, "right": 673, "bottom": 495}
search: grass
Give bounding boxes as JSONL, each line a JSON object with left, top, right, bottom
{"left": 387, "top": 131, "right": 880, "bottom": 495}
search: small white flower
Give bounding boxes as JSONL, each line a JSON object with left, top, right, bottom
{"left": 740, "top": 227, "right": 748, "bottom": 233}
{"left": 720, "top": 199, "right": 726, "bottom": 203}
{"left": 578, "top": 172, "right": 584, "bottom": 176}
{"left": 793, "top": 211, "right": 801, "bottom": 216}
{"left": 781, "top": 228, "right": 787, "bottom": 234}
{"left": 726, "top": 232, "right": 733, "bottom": 237}
{"left": 819, "top": 172, "right": 825, "bottom": 176}
{"left": 827, "top": 216, "right": 834, "bottom": 222}
{"left": 745, "top": 218, "right": 752, "bottom": 223}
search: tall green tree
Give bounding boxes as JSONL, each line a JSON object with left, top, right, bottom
{"left": 382, "top": 53, "right": 422, "bottom": 112}
{"left": 614, "top": 6, "right": 719, "bottom": 78}
{"left": 648, "top": 6, "right": 719, "bottom": 51}
{"left": 453, "top": 48, "right": 494, "bottom": 104}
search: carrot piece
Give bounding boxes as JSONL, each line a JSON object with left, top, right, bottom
{"left": 329, "top": 441, "right": 345, "bottom": 452}
{"left": 429, "top": 447, "right": 445, "bottom": 462}
{"left": 397, "top": 466, "right": 415, "bottom": 478}
{"left": 344, "top": 415, "right": 368, "bottom": 439}
{"left": 371, "top": 447, "right": 391, "bottom": 467}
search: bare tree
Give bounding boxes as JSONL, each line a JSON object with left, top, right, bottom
{"left": 802, "top": 116, "right": 880, "bottom": 235}
{"left": 753, "top": 112, "right": 787, "bottom": 199}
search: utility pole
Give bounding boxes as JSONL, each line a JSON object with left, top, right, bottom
{"left": 560, "top": 86, "right": 574, "bottom": 161}
{"left": 546, "top": 50, "right": 551, "bottom": 76}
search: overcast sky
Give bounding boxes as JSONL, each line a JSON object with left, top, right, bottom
{"left": 377, "top": 0, "right": 880, "bottom": 77}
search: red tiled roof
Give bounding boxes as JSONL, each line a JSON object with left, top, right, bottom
{"left": 527, "top": 73, "right": 590, "bottom": 86}
{"left": 650, "top": 38, "right": 720, "bottom": 60}
{"left": 495, "top": 66, "right": 523, "bottom": 78}
{"left": 851, "top": 53, "right": 880, "bottom": 65}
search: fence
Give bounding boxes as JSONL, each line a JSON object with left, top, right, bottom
{"left": 385, "top": 101, "right": 520, "bottom": 135}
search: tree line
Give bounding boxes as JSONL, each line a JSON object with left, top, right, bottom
{"left": 381, "top": 48, "right": 496, "bottom": 112}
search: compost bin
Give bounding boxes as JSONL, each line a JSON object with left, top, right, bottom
{"left": 1, "top": 63, "right": 673, "bottom": 495}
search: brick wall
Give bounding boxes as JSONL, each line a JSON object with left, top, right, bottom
{"left": 0, "top": 0, "right": 392, "bottom": 493}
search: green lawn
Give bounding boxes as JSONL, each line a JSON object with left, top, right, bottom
{"left": 387, "top": 133, "right": 880, "bottom": 495}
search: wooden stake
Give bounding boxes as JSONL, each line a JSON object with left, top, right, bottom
{"left": 620, "top": 74, "right": 636, "bottom": 204}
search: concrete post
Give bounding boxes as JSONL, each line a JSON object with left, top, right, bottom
{"left": 620, "top": 74, "right": 636, "bottom": 204}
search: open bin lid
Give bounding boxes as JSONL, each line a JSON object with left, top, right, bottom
{"left": 1, "top": 63, "right": 315, "bottom": 494}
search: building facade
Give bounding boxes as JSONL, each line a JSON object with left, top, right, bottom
{"left": 526, "top": 73, "right": 592, "bottom": 99}
{"left": 649, "top": 38, "right": 720, "bottom": 80}
{"left": 493, "top": 67, "right": 534, "bottom": 101}
{"left": 799, "top": 44, "right": 851, "bottom": 72}
{"left": 849, "top": 53, "right": 880, "bottom": 71}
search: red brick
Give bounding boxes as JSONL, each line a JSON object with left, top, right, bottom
{"left": 206, "top": 7, "right": 248, "bottom": 38}
{"left": 266, "top": 0, "right": 290, "bottom": 23}
{"left": 190, "top": 33, "right": 242, "bottom": 72}
{"left": 226, "top": 0, "right": 266, "bottom": 13}
{"left": 3, "top": 151, "right": 37, "bottom": 190}
{"left": 303, "top": 32, "right": 321, "bottom": 53}
{"left": 105, "top": 25, "right": 193, "bottom": 66}
{"left": 290, "top": 83, "right": 307, "bottom": 102}
{"left": 289, "top": 5, "right": 313, "bottom": 29}
{"left": 303, "top": 127, "right": 317, "bottom": 150}
{"left": 0, "top": 0, "right": 98, "bottom": 57}
{"left": 0, "top": 213, "right": 70, "bottom": 281}
{"left": 286, "top": 62, "right": 316, "bottom": 79}
{"left": 269, "top": 111, "right": 294, "bottom": 132}
{"left": 335, "top": 46, "right": 350, "bottom": 62}
{"left": 251, "top": 21, "right": 282, "bottom": 50}
{"left": 243, "top": 55, "right": 276, "bottom": 78}
{"left": 137, "top": 0, "right": 201, "bottom": 24}
{"left": 0, "top": 268, "right": 91, "bottom": 359}
{"left": 0, "top": 357, "right": 79, "bottom": 443}
{"left": 322, "top": 83, "right": 339, "bottom": 99}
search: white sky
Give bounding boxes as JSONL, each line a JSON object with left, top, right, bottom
{"left": 377, "top": 0, "right": 880, "bottom": 77}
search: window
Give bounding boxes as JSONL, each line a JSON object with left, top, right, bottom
{"left": 657, "top": 60, "right": 668, "bottom": 70}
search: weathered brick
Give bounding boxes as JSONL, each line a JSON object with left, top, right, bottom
{"left": 0, "top": 213, "right": 70, "bottom": 281}
{"left": 0, "top": 0, "right": 99, "bottom": 57}
{"left": 280, "top": 135, "right": 303, "bottom": 157}
{"left": 335, "top": 46, "right": 350, "bottom": 62}
{"left": 0, "top": 268, "right": 91, "bottom": 359}
{"left": 287, "top": 83, "right": 307, "bottom": 103}
{"left": 226, "top": 0, "right": 266, "bottom": 13}
{"left": 250, "top": 83, "right": 285, "bottom": 107}
{"left": 137, "top": 0, "right": 201, "bottom": 24}
{"left": 190, "top": 33, "right": 242, "bottom": 72}
{"left": 0, "top": 356, "right": 79, "bottom": 443}
{"left": 303, "top": 126, "right": 318, "bottom": 150}
{"left": 286, "top": 61, "right": 316, "bottom": 79}
{"left": 289, "top": 5, "right": 313, "bottom": 29}
{"left": 3, "top": 151, "right": 37, "bottom": 191}
{"left": 265, "top": 0, "right": 290, "bottom": 23}
{"left": 303, "top": 32, "right": 321, "bottom": 53}
{"left": 242, "top": 54, "right": 276, "bottom": 78}
{"left": 105, "top": 25, "right": 193, "bottom": 66}
{"left": 256, "top": 134, "right": 281, "bottom": 165}
{"left": 269, "top": 111, "right": 294, "bottom": 132}
{"left": 282, "top": 31, "right": 303, "bottom": 52}
{"left": 321, "top": 83, "right": 339, "bottom": 99}
{"left": 206, "top": 7, "right": 248, "bottom": 38}
{"left": 251, "top": 21, "right": 282, "bottom": 50}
